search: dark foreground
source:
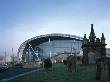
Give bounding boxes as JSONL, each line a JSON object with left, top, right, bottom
{"left": 7, "top": 63, "right": 110, "bottom": 82}
{"left": 0, "top": 65, "right": 38, "bottom": 80}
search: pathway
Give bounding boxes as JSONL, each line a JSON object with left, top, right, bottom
{"left": 0, "top": 68, "right": 44, "bottom": 82}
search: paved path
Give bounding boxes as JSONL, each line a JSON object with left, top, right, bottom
{"left": 0, "top": 68, "right": 44, "bottom": 82}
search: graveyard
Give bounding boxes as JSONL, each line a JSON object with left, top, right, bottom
{"left": 7, "top": 63, "right": 109, "bottom": 82}
{"left": 1, "top": 1, "right": 110, "bottom": 82}
{"left": 5, "top": 24, "right": 110, "bottom": 82}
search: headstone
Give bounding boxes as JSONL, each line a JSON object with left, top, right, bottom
{"left": 96, "top": 57, "right": 110, "bottom": 80}
{"left": 44, "top": 58, "right": 52, "bottom": 70}
{"left": 63, "top": 60, "right": 67, "bottom": 65}
{"left": 67, "top": 55, "right": 77, "bottom": 72}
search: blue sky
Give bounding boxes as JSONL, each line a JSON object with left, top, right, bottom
{"left": 0, "top": 0, "right": 110, "bottom": 56}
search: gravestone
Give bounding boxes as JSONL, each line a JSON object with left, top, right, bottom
{"left": 96, "top": 57, "right": 110, "bottom": 80}
{"left": 44, "top": 58, "right": 52, "bottom": 70}
{"left": 67, "top": 55, "right": 77, "bottom": 72}
{"left": 63, "top": 60, "right": 67, "bottom": 65}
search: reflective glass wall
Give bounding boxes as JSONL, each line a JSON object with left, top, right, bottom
{"left": 37, "top": 40, "right": 82, "bottom": 58}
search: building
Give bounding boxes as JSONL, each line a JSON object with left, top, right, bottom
{"left": 82, "top": 24, "right": 106, "bottom": 64}
{"left": 51, "top": 53, "right": 69, "bottom": 63}
{"left": 106, "top": 48, "right": 110, "bottom": 57}
{"left": 18, "top": 33, "right": 83, "bottom": 63}
{"left": 0, "top": 56, "right": 11, "bottom": 64}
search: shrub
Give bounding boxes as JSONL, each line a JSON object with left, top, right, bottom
{"left": 14, "top": 63, "right": 23, "bottom": 67}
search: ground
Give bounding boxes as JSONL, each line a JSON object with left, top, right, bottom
{"left": 7, "top": 63, "right": 110, "bottom": 82}
{"left": 0, "top": 65, "right": 38, "bottom": 80}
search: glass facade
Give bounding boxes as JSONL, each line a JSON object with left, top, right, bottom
{"left": 38, "top": 40, "right": 82, "bottom": 58}
{"left": 18, "top": 34, "right": 83, "bottom": 62}
{"left": 22, "top": 40, "right": 82, "bottom": 62}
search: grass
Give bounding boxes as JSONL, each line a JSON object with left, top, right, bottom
{"left": 0, "top": 65, "right": 38, "bottom": 80}
{"left": 8, "top": 63, "right": 110, "bottom": 82}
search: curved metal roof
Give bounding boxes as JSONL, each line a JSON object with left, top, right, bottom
{"left": 18, "top": 33, "right": 83, "bottom": 58}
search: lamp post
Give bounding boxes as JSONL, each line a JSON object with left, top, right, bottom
{"left": 12, "top": 48, "right": 14, "bottom": 65}
{"left": 72, "top": 40, "right": 77, "bottom": 72}
{"left": 49, "top": 38, "right": 52, "bottom": 58}
{"left": 5, "top": 50, "right": 6, "bottom": 64}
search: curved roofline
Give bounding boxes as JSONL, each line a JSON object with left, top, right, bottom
{"left": 18, "top": 33, "right": 83, "bottom": 58}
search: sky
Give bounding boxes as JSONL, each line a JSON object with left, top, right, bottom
{"left": 0, "top": 0, "right": 110, "bottom": 56}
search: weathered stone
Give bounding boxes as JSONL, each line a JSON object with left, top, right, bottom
{"left": 96, "top": 57, "right": 110, "bottom": 80}
{"left": 44, "top": 58, "right": 52, "bottom": 70}
{"left": 82, "top": 24, "right": 107, "bottom": 64}
{"left": 67, "top": 55, "right": 77, "bottom": 72}
{"left": 63, "top": 60, "right": 67, "bottom": 65}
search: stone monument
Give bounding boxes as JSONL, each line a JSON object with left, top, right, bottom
{"left": 82, "top": 24, "right": 106, "bottom": 64}
{"left": 67, "top": 55, "right": 77, "bottom": 72}
{"left": 44, "top": 58, "right": 52, "bottom": 70}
